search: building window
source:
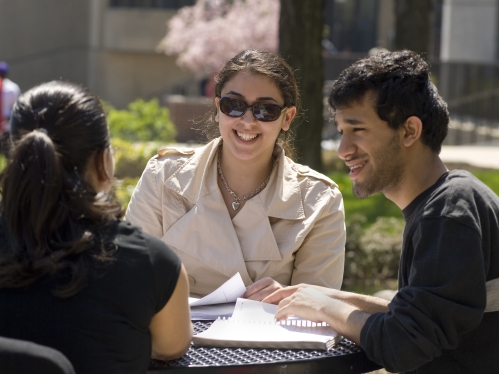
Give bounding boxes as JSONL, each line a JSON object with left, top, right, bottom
{"left": 109, "top": 0, "right": 196, "bottom": 9}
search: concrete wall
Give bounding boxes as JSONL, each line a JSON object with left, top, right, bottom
{"left": 443, "top": 120, "right": 499, "bottom": 145}
{"left": 0, "top": 0, "right": 198, "bottom": 108}
{"left": 165, "top": 95, "right": 212, "bottom": 143}
{"left": 94, "top": 51, "right": 197, "bottom": 108}
{"left": 376, "top": 0, "right": 395, "bottom": 50}
{"left": 102, "top": 7, "right": 173, "bottom": 52}
{"left": 0, "top": 0, "right": 90, "bottom": 91}
{"left": 94, "top": 5, "right": 198, "bottom": 107}
{"left": 440, "top": 0, "right": 498, "bottom": 62}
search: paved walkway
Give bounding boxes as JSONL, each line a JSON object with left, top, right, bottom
{"left": 440, "top": 143, "right": 499, "bottom": 170}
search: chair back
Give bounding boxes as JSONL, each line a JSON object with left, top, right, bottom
{"left": 0, "top": 336, "right": 75, "bottom": 374}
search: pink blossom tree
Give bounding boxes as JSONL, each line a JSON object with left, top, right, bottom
{"left": 157, "top": 0, "right": 279, "bottom": 77}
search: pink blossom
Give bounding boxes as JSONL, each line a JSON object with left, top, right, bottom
{"left": 157, "top": 0, "right": 279, "bottom": 77}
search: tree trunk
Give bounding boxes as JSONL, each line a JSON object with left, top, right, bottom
{"left": 394, "top": 0, "right": 432, "bottom": 56}
{"left": 279, "top": 0, "right": 325, "bottom": 171}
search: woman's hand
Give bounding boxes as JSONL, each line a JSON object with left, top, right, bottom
{"left": 243, "top": 277, "right": 283, "bottom": 301}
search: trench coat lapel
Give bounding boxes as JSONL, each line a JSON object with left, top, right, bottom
{"left": 162, "top": 139, "right": 253, "bottom": 285}
{"left": 258, "top": 147, "right": 305, "bottom": 220}
{"left": 232, "top": 196, "right": 282, "bottom": 261}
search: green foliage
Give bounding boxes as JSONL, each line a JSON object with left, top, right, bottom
{"left": 329, "top": 172, "right": 402, "bottom": 226}
{"left": 359, "top": 217, "right": 405, "bottom": 278}
{"left": 105, "top": 98, "right": 177, "bottom": 143}
{"left": 0, "top": 154, "right": 6, "bottom": 171}
{"left": 114, "top": 177, "right": 140, "bottom": 212}
{"left": 112, "top": 138, "right": 164, "bottom": 180}
{"left": 342, "top": 214, "right": 404, "bottom": 292}
{"left": 472, "top": 170, "right": 499, "bottom": 195}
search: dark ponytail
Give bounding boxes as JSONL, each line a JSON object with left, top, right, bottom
{"left": 0, "top": 81, "right": 122, "bottom": 298}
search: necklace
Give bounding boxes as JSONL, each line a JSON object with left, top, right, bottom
{"left": 217, "top": 146, "right": 277, "bottom": 211}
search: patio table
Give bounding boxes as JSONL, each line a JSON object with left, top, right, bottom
{"left": 147, "top": 321, "right": 382, "bottom": 373}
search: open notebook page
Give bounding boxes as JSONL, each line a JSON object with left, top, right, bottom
{"left": 193, "top": 298, "right": 341, "bottom": 349}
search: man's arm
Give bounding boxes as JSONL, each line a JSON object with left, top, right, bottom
{"left": 264, "top": 284, "right": 390, "bottom": 313}
{"left": 270, "top": 287, "right": 370, "bottom": 344}
{"left": 263, "top": 285, "right": 390, "bottom": 344}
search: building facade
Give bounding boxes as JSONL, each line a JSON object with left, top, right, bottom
{"left": 0, "top": 0, "right": 198, "bottom": 108}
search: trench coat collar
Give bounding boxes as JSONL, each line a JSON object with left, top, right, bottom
{"left": 164, "top": 137, "right": 305, "bottom": 220}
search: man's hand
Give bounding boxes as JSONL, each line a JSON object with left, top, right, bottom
{"left": 274, "top": 287, "right": 334, "bottom": 323}
{"left": 262, "top": 284, "right": 336, "bottom": 304}
{"left": 243, "top": 277, "right": 283, "bottom": 301}
{"left": 272, "top": 287, "right": 370, "bottom": 345}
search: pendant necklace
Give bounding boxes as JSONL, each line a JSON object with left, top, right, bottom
{"left": 217, "top": 146, "right": 277, "bottom": 211}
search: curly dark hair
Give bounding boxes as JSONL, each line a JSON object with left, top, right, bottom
{"left": 328, "top": 50, "right": 449, "bottom": 153}
{"left": 0, "top": 81, "right": 122, "bottom": 298}
{"left": 201, "top": 49, "right": 301, "bottom": 158}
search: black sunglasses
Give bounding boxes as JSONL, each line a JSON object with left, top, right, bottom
{"left": 219, "top": 97, "right": 286, "bottom": 122}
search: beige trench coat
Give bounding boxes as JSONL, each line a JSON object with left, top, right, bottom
{"left": 126, "top": 138, "right": 346, "bottom": 297}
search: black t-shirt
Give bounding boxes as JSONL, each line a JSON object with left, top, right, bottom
{"left": 361, "top": 170, "right": 499, "bottom": 373}
{"left": 0, "top": 220, "right": 181, "bottom": 374}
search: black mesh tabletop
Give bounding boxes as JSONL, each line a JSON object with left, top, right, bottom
{"left": 148, "top": 321, "right": 382, "bottom": 373}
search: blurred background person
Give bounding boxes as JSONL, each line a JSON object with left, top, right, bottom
{"left": 0, "top": 61, "right": 20, "bottom": 155}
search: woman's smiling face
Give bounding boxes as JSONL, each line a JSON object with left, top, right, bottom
{"left": 215, "top": 71, "right": 296, "bottom": 163}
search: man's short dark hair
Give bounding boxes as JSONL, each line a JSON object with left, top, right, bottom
{"left": 328, "top": 50, "right": 449, "bottom": 153}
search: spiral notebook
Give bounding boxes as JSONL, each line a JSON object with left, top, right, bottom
{"left": 192, "top": 298, "right": 342, "bottom": 350}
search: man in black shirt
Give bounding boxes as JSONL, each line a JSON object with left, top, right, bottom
{"left": 263, "top": 50, "right": 499, "bottom": 373}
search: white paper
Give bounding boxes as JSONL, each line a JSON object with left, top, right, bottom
{"left": 231, "top": 298, "right": 277, "bottom": 322}
{"left": 231, "top": 298, "right": 303, "bottom": 321}
{"left": 198, "top": 319, "right": 336, "bottom": 342}
{"left": 193, "top": 298, "right": 340, "bottom": 349}
{"left": 189, "top": 272, "right": 246, "bottom": 307}
{"left": 190, "top": 303, "right": 236, "bottom": 320}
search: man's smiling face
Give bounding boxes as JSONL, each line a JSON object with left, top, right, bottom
{"left": 335, "top": 93, "right": 405, "bottom": 199}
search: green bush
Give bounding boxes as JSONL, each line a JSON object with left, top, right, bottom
{"left": 343, "top": 215, "right": 404, "bottom": 292}
{"left": 112, "top": 138, "right": 165, "bottom": 180}
{"left": 105, "top": 98, "right": 177, "bottom": 143}
{"left": 329, "top": 172, "right": 402, "bottom": 226}
{"left": 359, "top": 217, "right": 404, "bottom": 280}
{"left": 0, "top": 154, "right": 6, "bottom": 171}
{"left": 114, "top": 177, "right": 140, "bottom": 212}
{"left": 104, "top": 96, "right": 178, "bottom": 210}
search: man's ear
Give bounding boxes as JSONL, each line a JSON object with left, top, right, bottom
{"left": 402, "top": 116, "right": 423, "bottom": 148}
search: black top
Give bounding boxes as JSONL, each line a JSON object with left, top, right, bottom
{"left": 0, "top": 220, "right": 181, "bottom": 374}
{"left": 361, "top": 170, "right": 499, "bottom": 373}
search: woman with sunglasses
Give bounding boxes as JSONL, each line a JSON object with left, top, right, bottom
{"left": 0, "top": 81, "right": 192, "bottom": 374}
{"left": 126, "top": 50, "right": 345, "bottom": 300}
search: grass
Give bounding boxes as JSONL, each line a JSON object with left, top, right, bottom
{"left": 472, "top": 169, "right": 499, "bottom": 195}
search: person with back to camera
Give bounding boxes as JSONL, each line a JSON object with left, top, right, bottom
{"left": 0, "top": 81, "right": 192, "bottom": 374}
{"left": 126, "top": 50, "right": 346, "bottom": 300}
{"left": 263, "top": 50, "right": 499, "bottom": 373}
